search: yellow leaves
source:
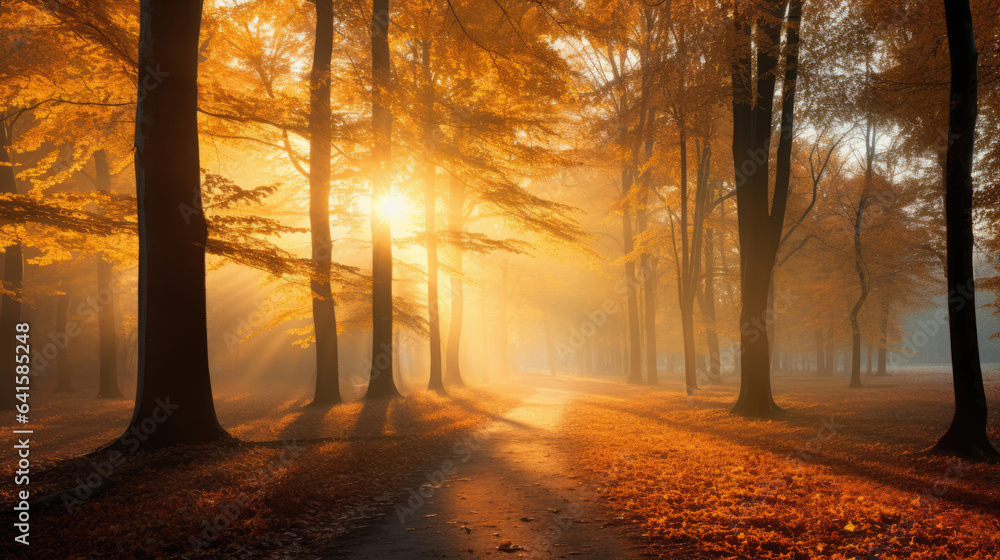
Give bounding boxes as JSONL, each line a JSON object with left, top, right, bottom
{"left": 844, "top": 521, "right": 856, "bottom": 532}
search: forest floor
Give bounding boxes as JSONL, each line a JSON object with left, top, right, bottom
{"left": 1, "top": 367, "right": 999, "bottom": 559}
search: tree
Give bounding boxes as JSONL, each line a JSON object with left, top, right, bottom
{"left": 94, "top": 148, "right": 124, "bottom": 399}
{"left": 308, "top": 0, "right": 342, "bottom": 406}
{"left": 729, "top": 0, "right": 802, "bottom": 418}
{"left": 53, "top": 293, "right": 74, "bottom": 392}
{"left": 118, "top": 0, "right": 230, "bottom": 448}
{"left": 445, "top": 176, "right": 467, "bottom": 386}
{"left": 417, "top": 36, "right": 446, "bottom": 394}
{"left": 365, "top": 0, "right": 400, "bottom": 399}
{"left": 933, "top": 0, "right": 998, "bottom": 458}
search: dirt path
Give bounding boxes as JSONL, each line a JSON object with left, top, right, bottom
{"left": 323, "top": 380, "right": 646, "bottom": 559}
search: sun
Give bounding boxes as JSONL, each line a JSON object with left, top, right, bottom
{"left": 377, "top": 193, "right": 409, "bottom": 223}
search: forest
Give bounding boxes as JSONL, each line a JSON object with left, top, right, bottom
{"left": 1, "top": 0, "right": 999, "bottom": 558}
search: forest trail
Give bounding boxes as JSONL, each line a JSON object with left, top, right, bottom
{"left": 323, "top": 377, "right": 647, "bottom": 559}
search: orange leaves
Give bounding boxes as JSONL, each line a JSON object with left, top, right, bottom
{"left": 555, "top": 373, "right": 1000, "bottom": 559}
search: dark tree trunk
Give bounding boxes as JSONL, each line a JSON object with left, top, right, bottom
{"left": 445, "top": 177, "right": 465, "bottom": 387}
{"left": 876, "top": 297, "right": 889, "bottom": 375}
{"left": 392, "top": 327, "right": 402, "bottom": 388}
{"left": 54, "top": 293, "right": 74, "bottom": 392}
{"left": 122, "top": 0, "right": 230, "bottom": 448}
{"left": 730, "top": 0, "right": 801, "bottom": 417}
{"left": 849, "top": 123, "right": 875, "bottom": 389}
{"left": 678, "top": 124, "right": 699, "bottom": 395}
{"left": 815, "top": 329, "right": 825, "bottom": 374}
{"left": 934, "top": 0, "right": 998, "bottom": 457}
{"left": 498, "top": 256, "right": 510, "bottom": 377}
{"left": 421, "top": 40, "right": 444, "bottom": 394}
{"left": 642, "top": 255, "right": 658, "bottom": 385}
{"left": 703, "top": 216, "right": 721, "bottom": 383}
{"left": 635, "top": 18, "right": 657, "bottom": 386}
{"left": 479, "top": 254, "right": 489, "bottom": 382}
{"left": 636, "top": 141, "right": 658, "bottom": 385}
{"left": 366, "top": 0, "right": 399, "bottom": 399}
{"left": 0, "top": 122, "right": 23, "bottom": 411}
{"left": 622, "top": 190, "right": 642, "bottom": 383}
{"left": 308, "top": 0, "right": 341, "bottom": 406}
{"left": 94, "top": 149, "right": 123, "bottom": 399}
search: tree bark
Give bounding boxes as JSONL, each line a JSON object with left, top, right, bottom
{"left": 421, "top": 39, "right": 445, "bottom": 394}
{"left": 479, "top": 254, "right": 489, "bottom": 382}
{"left": 122, "top": 0, "right": 230, "bottom": 448}
{"left": 498, "top": 256, "right": 510, "bottom": 377}
{"left": 54, "top": 293, "right": 74, "bottom": 392}
{"left": 94, "top": 149, "right": 123, "bottom": 399}
{"left": 308, "top": 0, "right": 341, "bottom": 405}
{"left": 934, "top": 0, "right": 998, "bottom": 457}
{"left": 636, "top": 12, "right": 658, "bottom": 386}
{"left": 849, "top": 123, "right": 875, "bottom": 389}
{"left": 445, "top": 176, "right": 465, "bottom": 387}
{"left": 703, "top": 209, "right": 721, "bottom": 383}
{"left": 730, "top": 0, "right": 801, "bottom": 417}
{"left": 365, "top": 0, "right": 400, "bottom": 398}
{"left": 876, "top": 298, "right": 889, "bottom": 375}
{"left": 815, "top": 329, "right": 825, "bottom": 374}
{"left": 621, "top": 182, "right": 642, "bottom": 383}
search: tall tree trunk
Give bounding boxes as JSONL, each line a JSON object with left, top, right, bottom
{"left": 392, "top": 327, "right": 402, "bottom": 388}
{"left": 849, "top": 123, "right": 875, "bottom": 389}
{"left": 635, "top": 14, "right": 657, "bottom": 386}
{"left": 815, "top": 329, "right": 825, "bottom": 374}
{"left": 636, "top": 171, "right": 658, "bottom": 385}
{"left": 934, "top": 0, "right": 998, "bottom": 457}
{"left": 94, "top": 149, "right": 123, "bottom": 399}
{"left": 622, "top": 182, "right": 642, "bottom": 383}
{"left": 0, "top": 122, "right": 23, "bottom": 411}
{"left": 643, "top": 255, "right": 658, "bottom": 385}
{"left": 479, "top": 254, "right": 489, "bottom": 382}
{"left": 54, "top": 293, "right": 74, "bottom": 392}
{"left": 308, "top": 0, "right": 341, "bottom": 405}
{"left": 366, "top": 0, "right": 399, "bottom": 399}
{"left": 678, "top": 124, "right": 699, "bottom": 395}
{"left": 122, "top": 0, "right": 229, "bottom": 448}
{"left": 498, "top": 256, "right": 510, "bottom": 377}
{"left": 703, "top": 214, "right": 721, "bottom": 383}
{"left": 445, "top": 177, "right": 465, "bottom": 386}
{"left": 876, "top": 298, "right": 888, "bottom": 375}
{"left": 421, "top": 40, "right": 444, "bottom": 394}
{"left": 730, "top": 0, "right": 801, "bottom": 417}
{"left": 424, "top": 174, "right": 443, "bottom": 391}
